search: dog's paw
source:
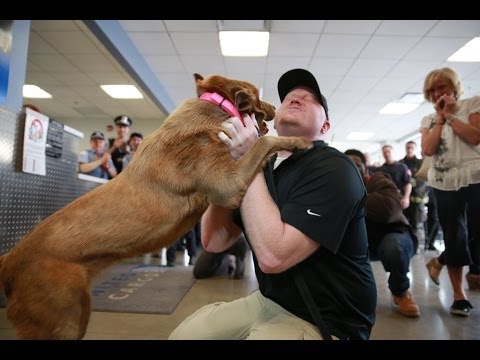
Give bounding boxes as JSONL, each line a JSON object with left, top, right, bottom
{"left": 291, "top": 137, "right": 313, "bottom": 151}
{"left": 272, "top": 136, "right": 312, "bottom": 152}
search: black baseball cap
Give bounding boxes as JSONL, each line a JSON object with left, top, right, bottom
{"left": 90, "top": 131, "right": 106, "bottom": 140}
{"left": 129, "top": 132, "right": 143, "bottom": 140}
{"left": 114, "top": 115, "right": 133, "bottom": 127}
{"left": 278, "top": 69, "right": 329, "bottom": 119}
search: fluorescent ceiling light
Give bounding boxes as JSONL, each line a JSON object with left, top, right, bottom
{"left": 219, "top": 31, "right": 269, "bottom": 57}
{"left": 346, "top": 132, "right": 374, "bottom": 141}
{"left": 379, "top": 92, "right": 424, "bottom": 115}
{"left": 448, "top": 37, "right": 480, "bottom": 62}
{"left": 101, "top": 85, "right": 143, "bottom": 99}
{"left": 23, "top": 85, "right": 52, "bottom": 98}
{"left": 380, "top": 103, "right": 420, "bottom": 115}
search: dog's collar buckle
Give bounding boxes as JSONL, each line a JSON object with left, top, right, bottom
{"left": 200, "top": 92, "right": 244, "bottom": 126}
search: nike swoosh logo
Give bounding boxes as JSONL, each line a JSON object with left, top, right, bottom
{"left": 307, "top": 209, "right": 322, "bottom": 217}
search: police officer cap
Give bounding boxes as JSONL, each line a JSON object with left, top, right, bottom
{"left": 90, "top": 131, "right": 106, "bottom": 140}
{"left": 113, "top": 115, "right": 133, "bottom": 127}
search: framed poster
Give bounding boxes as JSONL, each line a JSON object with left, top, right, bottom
{"left": 23, "top": 108, "right": 50, "bottom": 176}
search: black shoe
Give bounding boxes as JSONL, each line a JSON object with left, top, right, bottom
{"left": 188, "top": 257, "right": 195, "bottom": 266}
{"left": 166, "top": 261, "right": 175, "bottom": 267}
{"left": 427, "top": 245, "right": 437, "bottom": 251}
{"left": 450, "top": 299, "right": 473, "bottom": 317}
{"left": 233, "top": 258, "right": 245, "bottom": 279}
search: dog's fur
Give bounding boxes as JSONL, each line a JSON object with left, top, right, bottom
{"left": 0, "top": 73, "right": 311, "bottom": 339}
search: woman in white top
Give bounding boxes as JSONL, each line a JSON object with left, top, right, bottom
{"left": 421, "top": 67, "right": 480, "bottom": 317}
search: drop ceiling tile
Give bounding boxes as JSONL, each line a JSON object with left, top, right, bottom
{"left": 324, "top": 20, "right": 381, "bottom": 35}
{"left": 171, "top": 32, "right": 221, "bottom": 55}
{"left": 269, "top": 33, "right": 320, "bottom": 56}
{"left": 119, "top": 20, "right": 166, "bottom": 32}
{"left": 315, "top": 34, "right": 370, "bottom": 58}
{"left": 271, "top": 20, "right": 326, "bottom": 33}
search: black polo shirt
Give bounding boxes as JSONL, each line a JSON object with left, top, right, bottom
{"left": 234, "top": 141, "right": 377, "bottom": 339}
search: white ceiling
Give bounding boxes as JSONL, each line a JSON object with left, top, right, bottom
{"left": 25, "top": 20, "right": 480, "bottom": 154}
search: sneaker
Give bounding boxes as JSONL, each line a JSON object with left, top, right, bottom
{"left": 426, "top": 257, "right": 443, "bottom": 285}
{"left": 466, "top": 273, "right": 480, "bottom": 290}
{"left": 450, "top": 299, "right": 473, "bottom": 317}
{"left": 166, "top": 261, "right": 175, "bottom": 267}
{"left": 393, "top": 291, "right": 420, "bottom": 318}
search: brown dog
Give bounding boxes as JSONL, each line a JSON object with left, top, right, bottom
{"left": 0, "top": 73, "right": 311, "bottom": 339}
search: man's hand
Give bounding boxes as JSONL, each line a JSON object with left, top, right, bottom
{"left": 218, "top": 114, "right": 260, "bottom": 160}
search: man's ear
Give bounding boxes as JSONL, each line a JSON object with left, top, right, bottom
{"left": 194, "top": 73, "right": 205, "bottom": 97}
{"left": 321, "top": 120, "right": 330, "bottom": 134}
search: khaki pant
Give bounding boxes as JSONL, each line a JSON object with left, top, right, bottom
{"left": 169, "top": 290, "right": 335, "bottom": 340}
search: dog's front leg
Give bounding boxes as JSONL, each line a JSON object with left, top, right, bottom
{"left": 201, "top": 136, "right": 311, "bottom": 208}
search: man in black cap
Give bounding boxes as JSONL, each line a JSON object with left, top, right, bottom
{"left": 108, "top": 115, "right": 133, "bottom": 175}
{"left": 170, "top": 69, "right": 376, "bottom": 340}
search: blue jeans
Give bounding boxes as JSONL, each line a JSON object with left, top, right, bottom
{"left": 369, "top": 231, "right": 414, "bottom": 297}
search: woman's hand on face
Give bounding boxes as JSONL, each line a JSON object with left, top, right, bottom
{"left": 434, "top": 94, "right": 456, "bottom": 116}
{"left": 218, "top": 114, "right": 260, "bottom": 160}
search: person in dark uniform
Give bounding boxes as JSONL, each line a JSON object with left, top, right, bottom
{"left": 193, "top": 233, "right": 249, "bottom": 279}
{"left": 169, "top": 68, "right": 376, "bottom": 340}
{"left": 400, "top": 141, "right": 429, "bottom": 249}
{"left": 108, "top": 115, "right": 133, "bottom": 175}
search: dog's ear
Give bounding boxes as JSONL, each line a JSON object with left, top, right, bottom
{"left": 235, "top": 89, "right": 256, "bottom": 115}
{"left": 235, "top": 90, "right": 268, "bottom": 124}
{"left": 194, "top": 73, "right": 206, "bottom": 97}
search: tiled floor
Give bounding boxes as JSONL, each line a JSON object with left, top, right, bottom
{"left": 1, "top": 243, "right": 479, "bottom": 340}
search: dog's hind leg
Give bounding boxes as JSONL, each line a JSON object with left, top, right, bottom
{"left": 8, "top": 261, "right": 92, "bottom": 339}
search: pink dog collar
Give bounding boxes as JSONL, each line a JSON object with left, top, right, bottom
{"left": 199, "top": 92, "right": 244, "bottom": 126}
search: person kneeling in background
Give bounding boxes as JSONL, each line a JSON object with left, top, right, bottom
{"left": 193, "top": 233, "right": 249, "bottom": 279}
{"left": 345, "top": 149, "right": 420, "bottom": 318}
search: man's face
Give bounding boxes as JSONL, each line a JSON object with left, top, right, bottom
{"left": 382, "top": 146, "right": 393, "bottom": 162}
{"left": 406, "top": 143, "right": 416, "bottom": 157}
{"left": 274, "top": 87, "right": 328, "bottom": 139}
{"left": 129, "top": 136, "right": 143, "bottom": 151}
{"left": 90, "top": 138, "right": 105, "bottom": 153}
{"left": 116, "top": 124, "right": 130, "bottom": 137}
{"left": 348, "top": 154, "right": 366, "bottom": 178}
